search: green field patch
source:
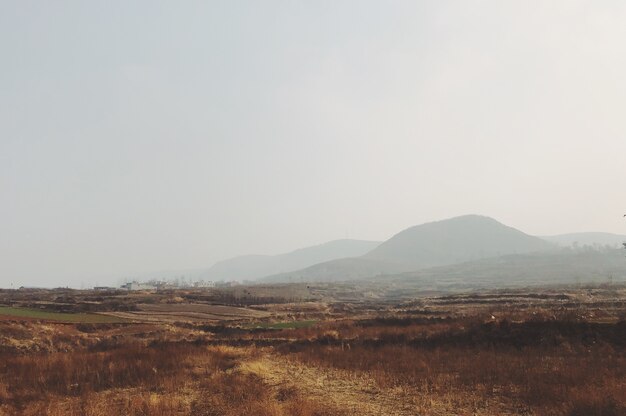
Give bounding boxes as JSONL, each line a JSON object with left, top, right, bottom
{"left": 0, "top": 306, "right": 126, "bottom": 323}
{"left": 245, "top": 320, "right": 317, "bottom": 330}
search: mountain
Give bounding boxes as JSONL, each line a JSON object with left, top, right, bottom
{"left": 364, "top": 215, "right": 554, "bottom": 268}
{"left": 541, "top": 232, "right": 626, "bottom": 248}
{"left": 203, "top": 239, "right": 381, "bottom": 281}
{"left": 264, "top": 215, "right": 555, "bottom": 282}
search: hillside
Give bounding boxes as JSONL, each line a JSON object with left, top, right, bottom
{"left": 264, "top": 215, "right": 554, "bottom": 283}
{"left": 203, "top": 239, "right": 381, "bottom": 281}
{"left": 388, "top": 247, "right": 626, "bottom": 290}
{"left": 262, "top": 257, "right": 406, "bottom": 283}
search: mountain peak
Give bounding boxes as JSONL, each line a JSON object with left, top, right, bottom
{"left": 363, "top": 214, "right": 552, "bottom": 268}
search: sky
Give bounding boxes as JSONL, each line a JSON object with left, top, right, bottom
{"left": 2, "top": 1, "right": 626, "bottom": 288}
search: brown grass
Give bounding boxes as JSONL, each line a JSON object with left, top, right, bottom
{"left": 0, "top": 341, "right": 334, "bottom": 415}
{"left": 2, "top": 287, "right": 626, "bottom": 415}
{"left": 276, "top": 319, "right": 626, "bottom": 415}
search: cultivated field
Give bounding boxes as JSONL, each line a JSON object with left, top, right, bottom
{"left": 0, "top": 307, "right": 126, "bottom": 323}
{"left": 1, "top": 284, "right": 625, "bottom": 415}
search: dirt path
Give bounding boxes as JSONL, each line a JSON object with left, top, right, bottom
{"left": 238, "top": 353, "right": 421, "bottom": 416}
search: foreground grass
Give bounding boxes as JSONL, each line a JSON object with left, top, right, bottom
{"left": 0, "top": 306, "right": 125, "bottom": 323}
{"left": 0, "top": 343, "right": 338, "bottom": 416}
{"left": 276, "top": 319, "right": 626, "bottom": 416}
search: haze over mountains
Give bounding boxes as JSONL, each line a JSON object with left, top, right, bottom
{"left": 126, "top": 239, "right": 380, "bottom": 284}
{"left": 201, "top": 239, "right": 381, "bottom": 281}
{"left": 364, "top": 215, "right": 553, "bottom": 268}
{"left": 132, "top": 215, "right": 626, "bottom": 287}
{"left": 263, "top": 215, "right": 555, "bottom": 282}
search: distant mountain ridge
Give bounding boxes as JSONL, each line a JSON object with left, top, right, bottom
{"left": 263, "top": 215, "right": 555, "bottom": 282}
{"left": 263, "top": 257, "right": 406, "bottom": 283}
{"left": 541, "top": 232, "right": 626, "bottom": 248}
{"left": 131, "top": 216, "right": 626, "bottom": 286}
{"left": 202, "top": 239, "right": 381, "bottom": 281}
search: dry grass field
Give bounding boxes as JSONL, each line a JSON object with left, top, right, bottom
{"left": 1, "top": 284, "right": 625, "bottom": 415}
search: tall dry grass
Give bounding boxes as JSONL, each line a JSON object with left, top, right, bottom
{"left": 0, "top": 342, "right": 334, "bottom": 416}
{"left": 277, "top": 319, "right": 626, "bottom": 416}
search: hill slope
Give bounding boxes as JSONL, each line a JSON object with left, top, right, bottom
{"left": 262, "top": 257, "right": 406, "bottom": 283}
{"left": 389, "top": 248, "right": 626, "bottom": 290}
{"left": 203, "top": 239, "right": 381, "bottom": 281}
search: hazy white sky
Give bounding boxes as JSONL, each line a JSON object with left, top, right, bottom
{"left": 2, "top": 1, "right": 626, "bottom": 287}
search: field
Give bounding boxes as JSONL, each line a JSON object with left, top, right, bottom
{"left": 1, "top": 284, "right": 625, "bottom": 415}
{"left": 0, "top": 307, "right": 126, "bottom": 323}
